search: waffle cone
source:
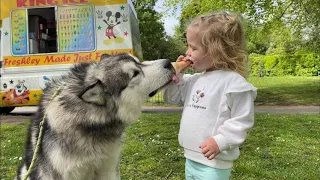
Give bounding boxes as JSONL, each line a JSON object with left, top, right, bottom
{"left": 172, "top": 60, "right": 192, "bottom": 73}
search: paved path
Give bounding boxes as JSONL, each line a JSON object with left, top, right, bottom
{"left": 1, "top": 106, "right": 319, "bottom": 124}
{"left": 142, "top": 106, "right": 320, "bottom": 114}
{"left": 0, "top": 115, "right": 30, "bottom": 124}
{"left": 4, "top": 105, "right": 320, "bottom": 114}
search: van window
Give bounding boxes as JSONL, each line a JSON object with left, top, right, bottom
{"left": 11, "top": 4, "right": 95, "bottom": 56}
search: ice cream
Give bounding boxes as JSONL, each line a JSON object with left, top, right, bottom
{"left": 172, "top": 59, "right": 192, "bottom": 74}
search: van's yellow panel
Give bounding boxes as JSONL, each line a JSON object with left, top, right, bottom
{"left": 3, "top": 49, "right": 133, "bottom": 67}
{"left": 0, "top": 90, "right": 42, "bottom": 107}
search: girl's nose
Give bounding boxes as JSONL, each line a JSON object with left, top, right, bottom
{"left": 185, "top": 49, "right": 190, "bottom": 56}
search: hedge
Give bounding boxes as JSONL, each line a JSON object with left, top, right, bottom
{"left": 249, "top": 53, "right": 320, "bottom": 77}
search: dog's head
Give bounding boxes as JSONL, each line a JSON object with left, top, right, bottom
{"left": 45, "top": 53, "right": 174, "bottom": 126}
{"left": 81, "top": 53, "right": 173, "bottom": 110}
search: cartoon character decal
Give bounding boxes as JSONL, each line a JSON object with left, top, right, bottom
{"left": 103, "top": 11, "right": 125, "bottom": 45}
{"left": 2, "top": 80, "right": 30, "bottom": 105}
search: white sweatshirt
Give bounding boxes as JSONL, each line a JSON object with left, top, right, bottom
{"left": 163, "top": 70, "right": 257, "bottom": 169}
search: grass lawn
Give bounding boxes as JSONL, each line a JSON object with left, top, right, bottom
{"left": 1, "top": 113, "right": 320, "bottom": 179}
{"left": 248, "top": 76, "right": 320, "bottom": 105}
{"left": 146, "top": 76, "right": 320, "bottom": 106}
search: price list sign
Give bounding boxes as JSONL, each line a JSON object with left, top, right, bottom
{"left": 58, "top": 5, "right": 95, "bottom": 52}
{"left": 11, "top": 9, "right": 28, "bottom": 55}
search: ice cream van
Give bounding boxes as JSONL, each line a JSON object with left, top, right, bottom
{"left": 0, "top": 0, "right": 142, "bottom": 113}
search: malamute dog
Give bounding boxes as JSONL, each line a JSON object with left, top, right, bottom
{"left": 15, "top": 53, "right": 175, "bottom": 180}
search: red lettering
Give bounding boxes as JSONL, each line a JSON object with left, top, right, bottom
{"left": 73, "top": 53, "right": 92, "bottom": 63}
{"left": 60, "top": 55, "right": 70, "bottom": 62}
{"left": 21, "top": 58, "right": 26, "bottom": 64}
{"left": 25, "top": 57, "right": 31, "bottom": 64}
{"left": 44, "top": 55, "right": 71, "bottom": 64}
{"left": 47, "top": 0, "right": 59, "bottom": 5}
{"left": 17, "top": 0, "right": 87, "bottom": 7}
{"left": 3, "top": 59, "right": 11, "bottom": 66}
{"left": 17, "top": 0, "right": 28, "bottom": 7}
{"left": 110, "top": 51, "right": 117, "bottom": 55}
{"left": 36, "top": 0, "right": 47, "bottom": 6}
{"left": 95, "top": 52, "right": 101, "bottom": 60}
{"left": 29, "top": 0, "right": 35, "bottom": 6}
{"left": 45, "top": 55, "right": 54, "bottom": 63}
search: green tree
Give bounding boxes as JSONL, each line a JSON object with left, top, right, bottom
{"left": 160, "top": 35, "right": 187, "bottom": 61}
{"left": 163, "top": 0, "right": 320, "bottom": 54}
{"left": 132, "top": 0, "right": 186, "bottom": 60}
{"left": 132, "top": 0, "right": 167, "bottom": 60}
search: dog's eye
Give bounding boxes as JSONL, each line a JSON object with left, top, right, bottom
{"left": 132, "top": 70, "right": 140, "bottom": 78}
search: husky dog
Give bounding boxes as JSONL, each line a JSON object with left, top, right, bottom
{"left": 15, "top": 53, "right": 175, "bottom": 180}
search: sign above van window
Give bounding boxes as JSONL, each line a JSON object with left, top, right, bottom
{"left": 17, "top": 0, "right": 89, "bottom": 7}
{"left": 2, "top": 1, "right": 128, "bottom": 19}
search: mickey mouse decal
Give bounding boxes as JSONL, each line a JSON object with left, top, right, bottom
{"left": 103, "top": 11, "right": 124, "bottom": 45}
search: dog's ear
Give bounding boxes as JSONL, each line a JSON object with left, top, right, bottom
{"left": 78, "top": 81, "right": 105, "bottom": 106}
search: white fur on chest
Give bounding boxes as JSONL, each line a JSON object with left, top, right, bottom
{"left": 48, "top": 137, "right": 122, "bottom": 180}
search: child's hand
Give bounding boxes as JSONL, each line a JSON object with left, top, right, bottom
{"left": 172, "top": 55, "right": 192, "bottom": 74}
{"left": 176, "top": 55, "right": 185, "bottom": 62}
{"left": 200, "top": 138, "right": 220, "bottom": 160}
{"left": 176, "top": 55, "right": 190, "bottom": 62}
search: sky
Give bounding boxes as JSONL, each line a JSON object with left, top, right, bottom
{"left": 154, "top": 0, "right": 181, "bottom": 36}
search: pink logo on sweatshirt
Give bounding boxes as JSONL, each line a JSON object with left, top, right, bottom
{"left": 192, "top": 89, "right": 205, "bottom": 103}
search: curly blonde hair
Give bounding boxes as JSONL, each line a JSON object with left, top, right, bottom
{"left": 187, "top": 11, "right": 248, "bottom": 78}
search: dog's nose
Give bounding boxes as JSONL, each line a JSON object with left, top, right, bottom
{"left": 163, "top": 59, "right": 172, "bottom": 69}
